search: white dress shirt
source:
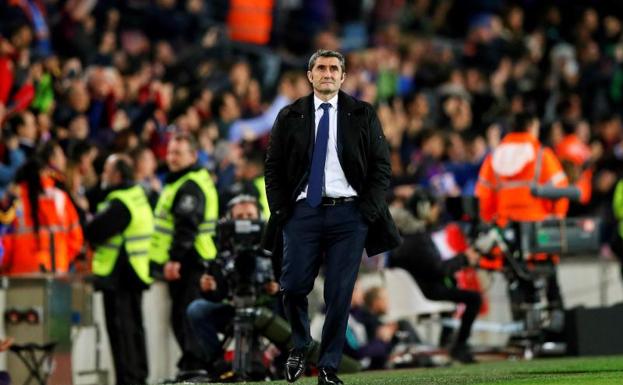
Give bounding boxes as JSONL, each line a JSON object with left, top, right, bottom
{"left": 297, "top": 94, "right": 358, "bottom": 201}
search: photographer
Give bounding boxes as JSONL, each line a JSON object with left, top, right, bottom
{"left": 388, "top": 188, "right": 481, "bottom": 364}
{"left": 186, "top": 195, "right": 280, "bottom": 376}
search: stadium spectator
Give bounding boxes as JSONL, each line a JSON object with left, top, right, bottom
{"left": 389, "top": 188, "right": 481, "bottom": 364}
{"left": 1, "top": 158, "right": 83, "bottom": 274}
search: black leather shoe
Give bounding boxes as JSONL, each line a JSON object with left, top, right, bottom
{"left": 450, "top": 343, "right": 476, "bottom": 364}
{"left": 318, "top": 367, "right": 343, "bottom": 385}
{"left": 285, "top": 341, "right": 317, "bottom": 383}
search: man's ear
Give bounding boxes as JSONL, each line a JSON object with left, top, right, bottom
{"left": 307, "top": 70, "right": 313, "bottom": 83}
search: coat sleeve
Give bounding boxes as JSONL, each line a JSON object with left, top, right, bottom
{"left": 264, "top": 108, "right": 290, "bottom": 221}
{"left": 169, "top": 180, "right": 206, "bottom": 262}
{"left": 64, "top": 193, "right": 84, "bottom": 261}
{"left": 0, "top": 57, "right": 13, "bottom": 104}
{"left": 540, "top": 148, "right": 569, "bottom": 217}
{"left": 474, "top": 155, "right": 497, "bottom": 223}
{"left": 358, "top": 105, "right": 392, "bottom": 223}
{"left": 84, "top": 199, "right": 131, "bottom": 246}
{"left": 0, "top": 148, "right": 26, "bottom": 186}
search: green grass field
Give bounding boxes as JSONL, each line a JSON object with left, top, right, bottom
{"left": 193, "top": 356, "right": 623, "bottom": 385}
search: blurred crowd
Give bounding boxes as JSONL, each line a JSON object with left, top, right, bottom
{"left": 3, "top": 1, "right": 623, "bottom": 239}
{"left": 2, "top": 0, "right": 623, "bottom": 377}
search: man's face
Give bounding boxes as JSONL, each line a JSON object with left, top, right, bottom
{"left": 231, "top": 202, "right": 259, "bottom": 220}
{"left": 427, "top": 203, "right": 441, "bottom": 225}
{"left": 18, "top": 112, "right": 38, "bottom": 141}
{"left": 50, "top": 145, "right": 67, "bottom": 171}
{"left": 166, "top": 139, "right": 197, "bottom": 172}
{"left": 101, "top": 156, "right": 119, "bottom": 188}
{"left": 372, "top": 289, "right": 389, "bottom": 315}
{"left": 221, "top": 93, "right": 241, "bottom": 122}
{"left": 307, "top": 56, "right": 345, "bottom": 97}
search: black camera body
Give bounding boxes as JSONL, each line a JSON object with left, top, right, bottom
{"left": 445, "top": 196, "right": 600, "bottom": 259}
{"left": 214, "top": 219, "right": 277, "bottom": 380}
{"left": 215, "top": 219, "right": 274, "bottom": 307}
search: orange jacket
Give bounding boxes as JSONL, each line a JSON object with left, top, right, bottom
{"left": 227, "top": 0, "right": 274, "bottom": 45}
{"left": 555, "top": 134, "right": 591, "bottom": 167}
{"left": 475, "top": 132, "right": 569, "bottom": 226}
{"left": 555, "top": 134, "right": 592, "bottom": 204}
{"left": 1, "top": 176, "right": 83, "bottom": 274}
{"left": 575, "top": 168, "right": 592, "bottom": 205}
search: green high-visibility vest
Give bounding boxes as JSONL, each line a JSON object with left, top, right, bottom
{"left": 149, "top": 169, "right": 218, "bottom": 264}
{"left": 93, "top": 185, "right": 154, "bottom": 284}
{"left": 253, "top": 176, "right": 270, "bottom": 220}
{"left": 613, "top": 180, "right": 623, "bottom": 238}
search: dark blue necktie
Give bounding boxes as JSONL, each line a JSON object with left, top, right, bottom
{"left": 307, "top": 103, "right": 331, "bottom": 207}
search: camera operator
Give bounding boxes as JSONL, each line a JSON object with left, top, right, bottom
{"left": 186, "top": 195, "right": 280, "bottom": 377}
{"left": 475, "top": 112, "right": 568, "bottom": 312}
{"left": 388, "top": 188, "right": 481, "bottom": 364}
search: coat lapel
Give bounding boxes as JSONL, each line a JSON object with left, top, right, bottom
{"left": 337, "top": 91, "right": 357, "bottom": 166}
{"left": 289, "top": 93, "right": 315, "bottom": 162}
{"left": 295, "top": 91, "right": 358, "bottom": 165}
{"left": 307, "top": 95, "right": 315, "bottom": 162}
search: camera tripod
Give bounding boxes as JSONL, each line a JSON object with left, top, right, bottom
{"left": 475, "top": 224, "right": 566, "bottom": 359}
{"left": 223, "top": 293, "right": 268, "bottom": 382}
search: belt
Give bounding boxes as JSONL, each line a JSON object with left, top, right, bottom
{"left": 321, "top": 196, "right": 357, "bottom": 206}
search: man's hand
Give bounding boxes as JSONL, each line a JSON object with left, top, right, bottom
{"left": 376, "top": 322, "right": 398, "bottom": 343}
{"left": 200, "top": 274, "right": 217, "bottom": 292}
{"left": 0, "top": 337, "right": 14, "bottom": 352}
{"left": 6, "top": 136, "right": 19, "bottom": 151}
{"left": 596, "top": 170, "right": 617, "bottom": 193}
{"left": 264, "top": 281, "right": 279, "bottom": 295}
{"left": 464, "top": 247, "right": 480, "bottom": 266}
{"left": 163, "top": 261, "right": 181, "bottom": 281}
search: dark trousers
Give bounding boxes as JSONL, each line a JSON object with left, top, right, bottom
{"left": 280, "top": 200, "right": 368, "bottom": 370}
{"left": 102, "top": 289, "right": 148, "bottom": 385}
{"left": 186, "top": 299, "right": 235, "bottom": 363}
{"left": 169, "top": 270, "right": 205, "bottom": 371}
{"left": 419, "top": 283, "right": 482, "bottom": 347}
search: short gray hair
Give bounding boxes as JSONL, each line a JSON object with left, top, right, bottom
{"left": 308, "top": 49, "right": 346, "bottom": 73}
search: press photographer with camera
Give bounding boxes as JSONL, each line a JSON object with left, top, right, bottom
{"left": 186, "top": 195, "right": 281, "bottom": 380}
{"left": 388, "top": 188, "right": 481, "bottom": 364}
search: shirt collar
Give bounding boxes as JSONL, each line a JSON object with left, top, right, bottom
{"left": 313, "top": 94, "right": 338, "bottom": 112}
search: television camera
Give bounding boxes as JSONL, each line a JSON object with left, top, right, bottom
{"left": 216, "top": 219, "right": 274, "bottom": 305}
{"left": 213, "top": 218, "right": 275, "bottom": 380}
{"left": 446, "top": 186, "right": 600, "bottom": 358}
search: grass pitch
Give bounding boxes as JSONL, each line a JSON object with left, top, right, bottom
{"left": 192, "top": 355, "right": 623, "bottom": 385}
